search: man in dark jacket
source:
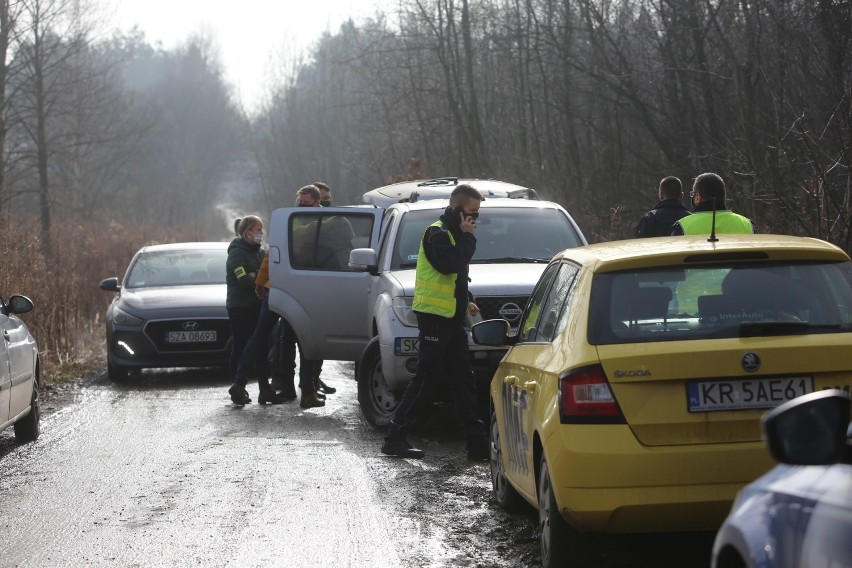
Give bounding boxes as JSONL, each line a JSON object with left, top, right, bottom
{"left": 634, "top": 176, "right": 691, "bottom": 238}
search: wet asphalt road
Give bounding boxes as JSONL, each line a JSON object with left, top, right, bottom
{"left": 0, "top": 362, "right": 715, "bottom": 567}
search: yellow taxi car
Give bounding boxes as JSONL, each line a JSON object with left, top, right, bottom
{"left": 471, "top": 234, "right": 852, "bottom": 568}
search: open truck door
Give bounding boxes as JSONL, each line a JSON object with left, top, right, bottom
{"left": 267, "top": 207, "right": 383, "bottom": 361}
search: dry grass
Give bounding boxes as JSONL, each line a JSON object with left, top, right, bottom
{"left": 0, "top": 214, "right": 198, "bottom": 384}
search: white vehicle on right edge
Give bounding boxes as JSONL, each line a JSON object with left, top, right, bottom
{"left": 266, "top": 178, "right": 587, "bottom": 428}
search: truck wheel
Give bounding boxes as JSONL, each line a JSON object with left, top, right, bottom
{"left": 14, "top": 378, "right": 40, "bottom": 443}
{"left": 357, "top": 339, "right": 399, "bottom": 430}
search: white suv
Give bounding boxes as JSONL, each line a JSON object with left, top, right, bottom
{"left": 267, "top": 179, "right": 586, "bottom": 427}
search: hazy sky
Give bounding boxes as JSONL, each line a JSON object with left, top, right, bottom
{"left": 106, "top": 0, "right": 392, "bottom": 112}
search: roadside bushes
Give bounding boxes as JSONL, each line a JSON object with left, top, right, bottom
{"left": 0, "top": 214, "right": 197, "bottom": 381}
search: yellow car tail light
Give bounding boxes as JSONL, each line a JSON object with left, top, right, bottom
{"left": 559, "top": 365, "right": 625, "bottom": 424}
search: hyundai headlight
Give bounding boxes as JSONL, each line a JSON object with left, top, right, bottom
{"left": 113, "top": 306, "right": 143, "bottom": 326}
{"left": 392, "top": 296, "right": 418, "bottom": 327}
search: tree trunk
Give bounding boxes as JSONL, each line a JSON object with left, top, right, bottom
{"left": 0, "top": 0, "right": 9, "bottom": 221}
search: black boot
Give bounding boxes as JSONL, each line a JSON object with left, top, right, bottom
{"left": 228, "top": 380, "right": 251, "bottom": 405}
{"left": 313, "top": 360, "right": 334, "bottom": 395}
{"left": 258, "top": 378, "right": 286, "bottom": 405}
{"left": 300, "top": 390, "right": 326, "bottom": 409}
{"left": 274, "top": 375, "right": 298, "bottom": 401}
{"left": 381, "top": 437, "right": 425, "bottom": 459}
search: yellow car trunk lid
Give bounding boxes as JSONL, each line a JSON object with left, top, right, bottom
{"left": 596, "top": 334, "right": 852, "bottom": 446}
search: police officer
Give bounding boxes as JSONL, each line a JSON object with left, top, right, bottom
{"left": 672, "top": 172, "right": 755, "bottom": 235}
{"left": 381, "top": 184, "right": 489, "bottom": 461}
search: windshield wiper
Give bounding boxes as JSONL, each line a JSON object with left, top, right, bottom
{"left": 472, "top": 257, "right": 549, "bottom": 264}
{"left": 398, "top": 262, "right": 417, "bottom": 269}
{"left": 739, "top": 321, "right": 843, "bottom": 337}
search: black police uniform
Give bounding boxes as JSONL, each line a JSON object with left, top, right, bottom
{"left": 384, "top": 206, "right": 488, "bottom": 459}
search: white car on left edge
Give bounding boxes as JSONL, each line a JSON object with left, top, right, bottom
{"left": 1, "top": 293, "right": 40, "bottom": 443}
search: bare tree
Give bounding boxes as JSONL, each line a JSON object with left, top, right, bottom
{"left": 0, "top": 0, "right": 27, "bottom": 221}
{"left": 0, "top": 1, "right": 10, "bottom": 219}
{"left": 248, "top": 0, "right": 852, "bottom": 247}
{"left": 6, "top": 0, "right": 92, "bottom": 252}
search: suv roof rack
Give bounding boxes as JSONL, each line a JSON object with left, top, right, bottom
{"left": 362, "top": 177, "right": 542, "bottom": 207}
{"left": 416, "top": 177, "right": 458, "bottom": 187}
{"left": 507, "top": 188, "right": 539, "bottom": 200}
{"left": 404, "top": 184, "right": 539, "bottom": 204}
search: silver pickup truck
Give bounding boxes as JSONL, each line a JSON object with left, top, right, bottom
{"left": 267, "top": 178, "right": 587, "bottom": 428}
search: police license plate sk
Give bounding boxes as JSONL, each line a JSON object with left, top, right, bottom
{"left": 395, "top": 337, "right": 419, "bottom": 355}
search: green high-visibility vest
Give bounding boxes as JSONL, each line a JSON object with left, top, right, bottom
{"left": 678, "top": 211, "right": 754, "bottom": 235}
{"left": 412, "top": 221, "right": 458, "bottom": 318}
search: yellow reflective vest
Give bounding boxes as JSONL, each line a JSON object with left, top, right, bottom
{"left": 412, "top": 221, "right": 458, "bottom": 318}
{"left": 678, "top": 211, "right": 754, "bottom": 235}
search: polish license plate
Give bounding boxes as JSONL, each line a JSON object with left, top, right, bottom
{"left": 166, "top": 330, "right": 217, "bottom": 343}
{"left": 687, "top": 376, "right": 813, "bottom": 412}
{"left": 395, "top": 337, "right": 420, "bottom": 355}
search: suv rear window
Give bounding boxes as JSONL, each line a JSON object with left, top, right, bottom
{"left": 588, "top": 261, "right": 852, "bottom": 344}
{"left": 392, "top": 208, "right": 584, "bottom": 269}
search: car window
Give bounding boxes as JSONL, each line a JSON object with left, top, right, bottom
{"left": 588, "top": 261, "right": 852, "bottom": 344}
{"left": 517, "top": 262, "right": 561, "bottom": 342}
{"left": 391, "top": 207, "right": 584, "bottom": 270}
{"left": 393, "top": 210, "right": 430, "bottom": 269}
{"left": 125, "top": 249, "right": 228, "bottom": 288}
{"left": 289, "top": 212, "right": 376, "bottom": 271}
{"left": 377, "top": 209, "right": 397, "bottom": 267}
{"left": 525, "top": 263, "right": 580, "bottom": 343}
{"left": 548, "top": 264, "right": 581, "bottom": 340}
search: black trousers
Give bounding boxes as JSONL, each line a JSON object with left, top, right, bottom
{"left": 388, "top": 313, "right": 486, "bottom": 446}
{"left": 269, "top": 318, "right": 297, "bottom": 386}
{"left": 269, "top": 317, "right": 321, "bottom": 394}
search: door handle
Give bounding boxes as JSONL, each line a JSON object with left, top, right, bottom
{"left": 503, "top": 375, "right": 518, "bottom": 386}
{"left": 523, "top": 381, "right": 538, "bottom": 393}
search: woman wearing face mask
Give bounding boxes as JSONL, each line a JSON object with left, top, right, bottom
{"left": 230, "top": 185, "right": 326, "bottom": 408}
{"left": 226, "top": 215, "right": 265, "bottom": 405}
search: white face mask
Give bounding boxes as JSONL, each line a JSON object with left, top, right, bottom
{"left": 253, "top": 233, "right": 263, "bottom": 243}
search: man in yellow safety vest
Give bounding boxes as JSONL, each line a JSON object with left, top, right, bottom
{"left": 381, "top": 184, "right": 489, "bottom": 461}
{"left": 672, "top": 172, "right": 755, "bottom": 235}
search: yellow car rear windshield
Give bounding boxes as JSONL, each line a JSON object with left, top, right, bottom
{"left": 588, "top": 261, "right": 852, "bottom": 344}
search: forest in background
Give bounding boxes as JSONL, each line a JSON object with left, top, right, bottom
{"left": 0, "top": 0, "right": 850, "bottom": 374}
